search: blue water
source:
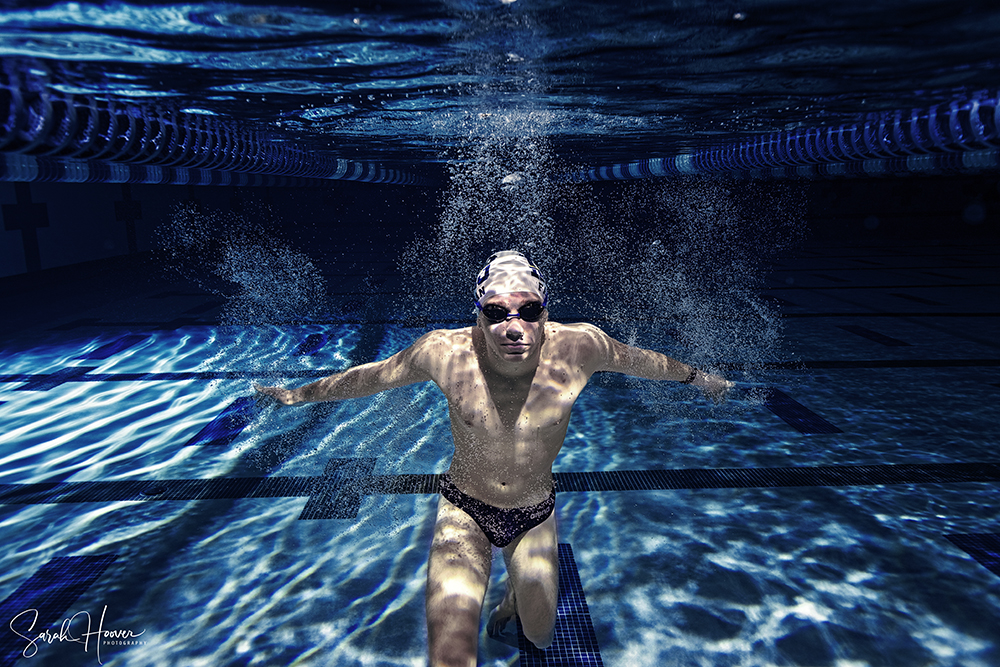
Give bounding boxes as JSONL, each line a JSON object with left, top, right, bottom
{"left": 1, "top": 238, "right": 999, "bottom": 665}
{"left": 1, "top": 2, "right": 1000, "bottom": 666}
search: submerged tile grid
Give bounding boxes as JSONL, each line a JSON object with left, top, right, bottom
{"left": 183, "top": 397, "right": 257, "bottom": 447}
{"left": 11, "top": 366, "right": 97, "bottom": 392}
{"left": 763, "top": 388, "right": 842, "bottom": 434}
{"left": 292, "top": 333, "right": 327, "bottom": 356}
{"left": 517, "top": 543, "right": 603, "bottom": 667}
{"left": 1, "top": 462, "right": 997, "bottom": 508}
{"left": 0, "top": 554, "right": 118, "bottom": 667}
{"left": 2, "top": 247, "right": 998, "bottom": 664}
{"left": 298, "top": 457, "right": 378, "bottom": 520}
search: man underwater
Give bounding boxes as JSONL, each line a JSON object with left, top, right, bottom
{"left": 256, "top": 250, "right": 732, "bottom": 667}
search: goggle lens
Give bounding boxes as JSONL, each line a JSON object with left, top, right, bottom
{"left": 480, "top": 301, "right": 545, "bottom": 323}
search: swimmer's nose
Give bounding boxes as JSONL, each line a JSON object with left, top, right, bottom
{"left": 505, "top": 323, "right": 524, "bottom": 340}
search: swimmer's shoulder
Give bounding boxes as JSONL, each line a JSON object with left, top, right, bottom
{"left": 408, "top": 326, "right": 475, "bottom": 356}
{"left": 544, "top": 321, "right": 612, "bottom": 357}
{"left": 545, "top": 320, "right": 608, "bottom": 341}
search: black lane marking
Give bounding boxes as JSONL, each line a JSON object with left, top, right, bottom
{"left": 945, "top": 533, "right": 1000, "bottom": 578}
{"left": 183, "top": 397, "right": 256, "bottom": 447}
{"left": 298, "top": 458, "right": 378, "bottom": 520}
{"left": 2, "top": 358, "right": 998, "bottom": 389}
{"left": 2, "top": 462, "right": 997, "bottom": 509}
{"left": 517, "top": 543, "right": 603, "bottom": 666}
{"left": 764, "top": 388, "right": 842, "bottom": 434}
{"left": 292, "top": 333, "right": 328, "bottom": 356}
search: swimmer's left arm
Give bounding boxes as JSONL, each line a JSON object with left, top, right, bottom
{"left": 255, "top": 331, "right": 440, "bottom": 405}
{"left": 577, "top": 324, "right": 733, "bottom": 400}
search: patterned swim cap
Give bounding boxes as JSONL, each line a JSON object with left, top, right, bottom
{"left": 474, "top": 250, "right": 547, "bottom": 305}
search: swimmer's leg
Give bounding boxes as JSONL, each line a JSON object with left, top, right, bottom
{"left": 426, "top": 495, "right": 492, "bottom": 667}
{"left": 488, "top": 511, "right": 558, "bottom": 649}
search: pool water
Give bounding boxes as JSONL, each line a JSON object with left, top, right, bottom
{"left": 2, "top": 1, "right": 1000, "bottom": 665}
{"left": 1, "top": 237, "right": 998, "bottom": 666}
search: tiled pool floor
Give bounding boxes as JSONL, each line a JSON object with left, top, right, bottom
{"left": 0, "top": 240, "right": 998, "bottom": 666}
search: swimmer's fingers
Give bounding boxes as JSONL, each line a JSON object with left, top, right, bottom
{"left": 696, "top": 374, "right": 733, "bottom": 403}
{"left": 253, "top": 382, "right": 296, "bottom": 406}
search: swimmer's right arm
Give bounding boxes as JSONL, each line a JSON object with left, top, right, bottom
{"left": 254, "top": 332, "right": 439, "bottom": 405}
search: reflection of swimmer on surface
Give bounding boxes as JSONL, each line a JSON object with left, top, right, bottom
{"left": 256, "top": 250, "right": 732, "bottom": 666}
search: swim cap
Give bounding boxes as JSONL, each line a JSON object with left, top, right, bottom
{"left": 474, "top": 250, "right": 547, "bottom": 305}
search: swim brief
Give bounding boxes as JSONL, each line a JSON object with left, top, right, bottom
{"left": 438, "top": 473, "right": 555, "bottom": 548}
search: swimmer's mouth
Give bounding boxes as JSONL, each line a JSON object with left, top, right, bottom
{"left": 501, "top": 343, "right": 529, "bottom": 353}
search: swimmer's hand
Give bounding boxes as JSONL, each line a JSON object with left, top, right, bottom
{"left": 254, "top": 382, "right": 297, "bottom": 406}
{"left": 692, "top": 372, "right": 733, "bottom": 403}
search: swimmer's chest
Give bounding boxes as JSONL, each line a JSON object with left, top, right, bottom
{"left": 446, "top": 364, "right": 586, "bottom": 438}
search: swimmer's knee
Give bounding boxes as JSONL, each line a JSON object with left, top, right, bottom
{"left": 517, "top": 580, "right": 557, "bottom": 649}
{"left": 524, "top": 623, "right": 555, "bottom": 650}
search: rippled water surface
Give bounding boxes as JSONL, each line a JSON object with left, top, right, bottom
{"left": 2, "top": 0, "right": 999, "bottom": 164}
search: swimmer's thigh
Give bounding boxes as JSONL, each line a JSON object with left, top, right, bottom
{"left": 426, "top": 495, "right": 492, "bottom": 664}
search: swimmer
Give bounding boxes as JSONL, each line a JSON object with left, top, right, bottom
{"left": 255, "top": 250, "right": 732, "bottom": 667}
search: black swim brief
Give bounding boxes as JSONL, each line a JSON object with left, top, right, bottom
{"left": 438, "top": 473, "right": 555, "bottom": 548}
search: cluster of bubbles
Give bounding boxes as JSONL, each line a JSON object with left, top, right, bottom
{"left": 401, "top": 115, "right": 806, "bottom": 419}
{"left": 398, "top": 107, "right": 607, "bottom": 319}
{"left": 155, "top": 200, "right": 327, "bottom": 326}
{"left": 577, "top": 178, "right": 806, "bottom": 417}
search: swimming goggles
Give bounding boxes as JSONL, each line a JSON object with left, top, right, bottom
{"left": 477, "top": 300, "right": 546, "bottom": 323}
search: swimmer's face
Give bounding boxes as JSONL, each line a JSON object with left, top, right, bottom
{"left": 477, "top": 292, "right": 547, "bottom": 365}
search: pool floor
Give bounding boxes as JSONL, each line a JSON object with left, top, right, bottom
{"left": 0, "top": 240, "right": 998, "bottom": 666}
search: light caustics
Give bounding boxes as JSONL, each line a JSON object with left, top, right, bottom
{"left": 0, "top": 60, "right": 424, "bottom": 186}
{"left": 565, "top": 92, "right": 1000, "bottom": 182}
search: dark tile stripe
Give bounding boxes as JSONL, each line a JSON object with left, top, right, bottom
{"left": 13, "top": 367, "right": 97, "bottom": 392}
{"left": 0, "top": 554, "right": 118, "bottom": 666}
{"left": 367, "top": 474, "right": 440, "bottom": 494}
{"left": 79, "top": 334, "right": 148, "bottom": 360}
{"left": 518, "top": 543, "right": 603, "bottom": 666}
{"left": 349, "top": 321, "right": 387, "bottom": 365}
{"left": 4, "top": 357, "right": 997, "bottom": 390}
{"left": 837, "top": 325, "right": 910, "bottom": 347}
{"left": 2, "top": 462, "right": 998, "bottom": 510}
{"left": 945, "top": 533, "right": 1000, "bottom": 577}
{"left": 182, "top": 397, "right": 256, "bottom": 447}
{"left": 764, "top": 388, "right": 842, "bottom": 434}
{"left": 292, "top": 333, "right": 328, "bottom": 356}
{"left": 298, "top": 458, "right": 378, "bottom": 520}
